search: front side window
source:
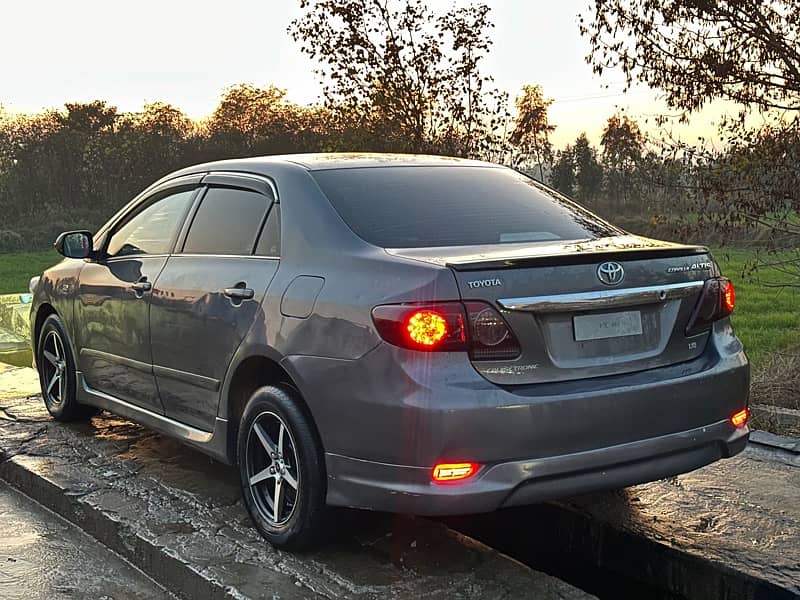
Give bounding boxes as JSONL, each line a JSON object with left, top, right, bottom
{"left": 107, "top": 189, "right": 195, "bottom": 257}
{"left": 182, "top": 187, "right": 271, "bottom": 255}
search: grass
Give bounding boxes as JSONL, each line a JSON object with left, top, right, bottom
{"left": 0, "top": 247, "right": 797, "bottom": 367}
{"left": 0, "top": 250, "right": 61, "bottom": 295}
{"left": 713, "top": 248, "right": 800, "bottom": 367}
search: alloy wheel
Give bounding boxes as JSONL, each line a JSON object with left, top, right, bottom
{"left": 41, "top": 330, "right": 67, "bottom": 407}
{"left": 245, "top": 411, "right": 300, "bottom": 526}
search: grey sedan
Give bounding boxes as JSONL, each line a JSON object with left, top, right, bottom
{"left": 30, "top": 154, "right": 749, "bottom": 548}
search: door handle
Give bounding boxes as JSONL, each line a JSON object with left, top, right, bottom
{"left": 224, "top": 287, "right": 255, "bottom": 300}
{"left": 132, "top": 280, "right": 152, "bottom": 293}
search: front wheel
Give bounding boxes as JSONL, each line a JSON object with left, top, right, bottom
{"left": 36, "top": 314, "right": 97, "bottom": 421}
{"left": 237, "top": 385, "right": 327, "bottom": 550}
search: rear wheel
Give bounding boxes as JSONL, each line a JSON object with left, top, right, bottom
{"left": 37, "top": 314, "right": 97, "bottom": 421}
{"left": 237, "top": 385, "right": 327, "bottom": 550}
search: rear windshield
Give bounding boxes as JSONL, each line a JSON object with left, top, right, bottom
{"left": 312, "top": 166, "right": 618, "bottom": 248}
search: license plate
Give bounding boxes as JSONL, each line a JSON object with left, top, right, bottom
{"left": 573, "top": 310, "right": 643, "bottom": 342}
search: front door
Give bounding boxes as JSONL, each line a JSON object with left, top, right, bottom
{"left": 150, "top": 177, "right": 281, "bottom": 431}
{"left": 76, "top": 187, "right": 196, "bottom": 412}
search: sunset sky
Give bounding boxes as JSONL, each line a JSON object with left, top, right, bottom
{"left": 1, "top": 0, "right": 732, "bottom": 148}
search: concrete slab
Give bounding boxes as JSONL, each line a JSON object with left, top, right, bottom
{"left": 0, "top": 367, "right": 592, "bottom": 600}
{"left": 0, "top": 480, "right": 172, "bottom": 600}
{"left": 449, "top": 445, "right": 800, "bottom": 600}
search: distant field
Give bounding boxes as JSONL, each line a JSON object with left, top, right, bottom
{"left": 0, "top": 247, "right": 797, "bottom": 366}
{"left": 713, "top": 248, "right": 800, "bottom": 367}
{"left": 0, "top": 250, "right": 60, "bottom": 295}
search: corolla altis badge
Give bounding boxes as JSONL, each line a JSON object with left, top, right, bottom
{"left": 597, "top": 261, "right": 625, "bottom": 286}
{"left": 666, "top": 261, "right": 713, "bottom": 274}
{"left": 467, "top": 278, "right": 502, "bottom": 289}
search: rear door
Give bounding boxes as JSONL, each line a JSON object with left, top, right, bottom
{"left": 149, "top": 173, "right": 280, "bottom": 431}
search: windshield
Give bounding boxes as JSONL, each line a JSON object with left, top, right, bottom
{"left": 312, "top": 166, "right": 619, "bottom": 248}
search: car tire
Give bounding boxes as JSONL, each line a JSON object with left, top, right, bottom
{"left": 237, "top": 385, "right": 327, "bottom": 550}
{"left": 37, "top": 314, "right": 97, "bottom": 422}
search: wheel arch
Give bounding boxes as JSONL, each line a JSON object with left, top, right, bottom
{"left": 221, "top": 348, "right": 323, "bottom": 464}
{"left": 32, "top": 303, "right": 58, "bottom": 356}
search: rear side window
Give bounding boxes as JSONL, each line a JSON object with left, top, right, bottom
{"left": 255, "top": 205, "right": 281, "bottom": 257}
{"left": 183, "top": 187, "right": 271, "bottom": 255}
{"left": 312, "top": 166, "right": 619, "bottom": 248}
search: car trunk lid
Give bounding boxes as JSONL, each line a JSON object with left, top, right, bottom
{"left": 388, "top": 235, "right": 716, "bottom": 385}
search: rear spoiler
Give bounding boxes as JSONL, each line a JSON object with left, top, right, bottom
{"left": 447, "top": 246, "right": 710, "bottom": 272}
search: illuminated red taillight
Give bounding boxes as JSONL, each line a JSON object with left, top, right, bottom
{"left": 721, "top": 279, "right": 735, "bottom": 314}
{"left": 432, "top": 462, "right": 479, "bottom": 483}
{"left": 372, "top": 301, "right": 520, "bottom": 359}
{"left": 730, "top": 407, "right": 749, "bottom": 428}
{"left": 686, "top": 277, "right": 736, "bottom": 336}
{"left": 372, "top": 303, "right": 467, "bottom": 351}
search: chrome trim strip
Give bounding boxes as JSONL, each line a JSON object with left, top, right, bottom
{"left": 77, "top": 373, "right": 213, "bottom": 442}
{"left": 80, "top": 348, "right": 152, "bottom": 374}
{"left": 172, "top": 253, "right": 280, "bottom": 260}
{"left": 153, "top": 364, "right": 220, "bottom": 391}
{"left": 497, "top": 280, "right": 705, "bottom": 313}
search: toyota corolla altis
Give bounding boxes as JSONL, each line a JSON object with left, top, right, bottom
{"left": 30, "top": 154, "right": 750, "bottom": 548}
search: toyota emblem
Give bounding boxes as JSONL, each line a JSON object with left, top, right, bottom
{"left": 597, "top": 261, "right": 625, "bottom": 285}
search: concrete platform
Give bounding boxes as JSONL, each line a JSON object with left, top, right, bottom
{"left": 0, "top": 364, "right": 591, "bottom": 600}
{"left": 448, "top": 439, "right": 800, "bottom": 599}
{"left": 0, "top": 480, "right": 171, "bottom": 600}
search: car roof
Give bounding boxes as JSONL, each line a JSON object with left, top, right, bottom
{"left": 173, "top": 153, "right": 499, "bottom": 176}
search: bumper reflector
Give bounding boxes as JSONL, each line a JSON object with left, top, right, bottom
{"left": 432, "top": 462, "right": 478, "bottom": 483}
{"left": 730, "top": 408, "right": 749, "bottom": 428}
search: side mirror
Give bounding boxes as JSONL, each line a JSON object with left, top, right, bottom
{"left": 54, "top": 230, "right": 93, "bottom": 259}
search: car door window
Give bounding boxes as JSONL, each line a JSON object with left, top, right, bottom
{"left": 255, "top": 204, "right": 281, "bottom": 257}
{"left": 182, "top": 187, "right": 271, "bottom": 255}
{"left": 107, "top": 189, "right": 195, "bottom": 257}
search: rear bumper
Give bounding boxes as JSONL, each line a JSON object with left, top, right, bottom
{"left": 325, "top": 420, "right": 748, "bottom": 516}
{"left": 286, "top": 320, "right": 749, "bottom": 515}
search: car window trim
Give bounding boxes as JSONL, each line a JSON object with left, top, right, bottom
{"left": 102, "top": 183, "right": 201, "bottom": 260}
{"left": 201, "top": 171, "right": 278, "bottom": 201}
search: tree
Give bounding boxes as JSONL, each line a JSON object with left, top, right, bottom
{"left": 600, "top": 114, "right": 644, "bottom": 206}
{"left": 510, "top": 84, "right": 555, "bottom": 181}
{"left": 289, "top": 0, "right": 504, "bottom": 156}
{"left": 550, "top": 145, "right": 575, "bottom": 196}
{"left": 573, "top": 133, "right": 603, "bottom": 202}
{"left": 580, "top": 0, "right": 800, "bottom": 115}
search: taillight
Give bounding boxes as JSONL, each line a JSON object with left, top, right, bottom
{"left": 372, "top": 301, "right": 520, "bottom": 360}
{"left": 730, "top": 407, "right": 749, "bottom": 428}
{"left": 372, "top": 303, "right": 468, "bottom": 352}
{"left": 686, "top": 277, "right": 736, "bottom": 336}
{"left": 463, "top": 301, "right": 521, "bottom": 360}
{"left": 432, "top": 462, "right": 479, "bottom": 483}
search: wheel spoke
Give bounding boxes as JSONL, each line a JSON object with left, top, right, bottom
{"left": 59, "top": 374, "right": 65, "bottom": 403}
{"left": 282, "top": 468, "right": 298, "bottom": 490}
{"left": 53, "top": 336, "right": 62, "bottom": 359}
{"left": 249, "top": 466, "right": 277, "bottom": 487}
{"left": 277, "top": 423, "right": 285, "bottom": 456}
{"left": 46, "top": 373, "right": 59, "bottom": 394}
{"left": 273, "top": 480, "right": 283, "bottom": 524}
{"left": 43, "top": 350, "right": 58, "bottom": 367}
{"left": 253, "top": 422, "right": 277, "bottom": 455}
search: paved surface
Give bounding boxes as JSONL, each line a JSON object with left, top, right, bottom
{"left": 0, "top": 481, "right": 170, "bottom": 600}
{"left": 0, "top": 364, "right": 592, "bottom": 600}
